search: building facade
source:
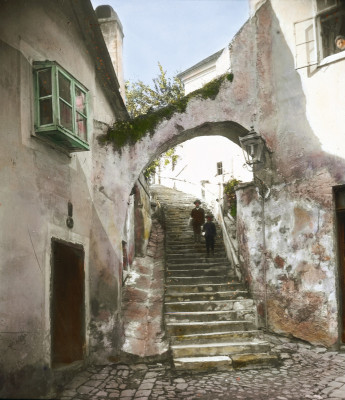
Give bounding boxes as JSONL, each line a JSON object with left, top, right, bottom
{"left": 0, "top": 1, "right": 152, "bottom": 397}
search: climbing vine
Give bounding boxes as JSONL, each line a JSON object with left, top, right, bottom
{"left": 98, "top": 72, "right": 234, "bottom": 149}
{"left": 223, "top": 177, "right": 242, "bottom": 217}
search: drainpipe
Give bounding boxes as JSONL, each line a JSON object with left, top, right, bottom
{"left": 261, "top": 188, "right": 268, "bottom": 332}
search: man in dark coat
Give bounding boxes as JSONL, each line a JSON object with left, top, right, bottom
{"left": 191, "top": 199, "right": 205, "bottom": 243}
{"left": 203, "top": 214, "right": 217, "bottom": 255}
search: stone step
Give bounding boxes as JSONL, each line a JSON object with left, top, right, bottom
{"left": 165, "top": 309, "right": 255, "bottom": 322}
{"left": 171, "top": 340, "right": 271, "bottom": 358}
{"left": 167, "top": 256, "right": 228, "bottom": 263}
{"left": 170, "top": 330, "right": 263, "bottom": 344}
{"left": 166, "top": 249, "right": 226, "bottom": 255}
{"left": 166, "top": 263, "right": 230, "bottom": 271}
{"left": 166, "top": 276, "right": 237, "bottom": 285}
{"left": 165, "top": 282, "right": 243, "bottom": 293}
{"left": 166, "top": 320, "right": 256, "bottom": 335}
{"left": 167, "top": 234, "right": 223, "bottom": 239}
{"left": 166, "top": 228, "right": 198, "bottom": 231}
{"left": 165, "top": 290, "right": 249, "bottom": 302}
{"left": 174, "top": 355, "right": 232, "bottom": 371}
{"left": 167, "top": 241, "right": 224, "bottom": 246}
{"left": 166, "top": 263, "right": 230, "bottom": 270}
{"left": 165, "top": 299, "right": 254, "bottom": 312}
{"left": 166, "top": 229, "right": 221, "bottom": 234}
{"left": 166, "top": 261, "right": 232, "bottom": 269}
{"left": 166, "top": 228, "right": 197, "bottom": 231}
{"left": 166, "top": 269, "right": 231, "bottom": 278}
{"left": 166, "top": 245, "right": 223, "bottom": 251}
{"left": 166, "top": 241, "right": 212, "bottom": 246}
{"left": 231, "top": 353, "right": 280, "bottom": 369}
{"left": 166, "top": 251, "right": 226, "bottom": 257}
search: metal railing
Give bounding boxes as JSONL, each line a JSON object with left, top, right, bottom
{"left": 213, "top": 201, "right": 242, "bottom": 281}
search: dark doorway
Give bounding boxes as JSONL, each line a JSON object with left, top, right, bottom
{"left": 51, "top": 239, "right": 85, "bottom": 366}
{"left": 336, "top": 188, "right": 345, "bottom": 342}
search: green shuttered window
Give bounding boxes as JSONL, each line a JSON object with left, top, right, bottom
{"left": 33, "top": 61, "right": 89, "bottom": 152}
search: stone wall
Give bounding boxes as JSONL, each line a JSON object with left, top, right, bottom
{"left": 121, "top": 218, "right": 168, "bottom": 358}
{"left": 237, "top": 177, "right": 338, "bottom": 347}
{"left": 134, "top": 175, "right": 153, "bottom": 257}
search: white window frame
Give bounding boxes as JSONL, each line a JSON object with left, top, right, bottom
{"left": 294, "top": 0, "right": 345, "bottom": 69}
{"left": 216, "top": 161, "right": 223, "bottom": 176}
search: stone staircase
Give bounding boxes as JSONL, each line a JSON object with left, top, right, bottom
{"left": 151, "top": 185, "right": 278, "bottom": 371}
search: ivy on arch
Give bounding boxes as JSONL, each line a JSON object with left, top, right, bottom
{"left": 98, "top": 73, "right": 234, "bottom": 150}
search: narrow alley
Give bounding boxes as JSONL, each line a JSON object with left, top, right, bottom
{"left": 3, "top": 1, "right": 345, "bottom": 398}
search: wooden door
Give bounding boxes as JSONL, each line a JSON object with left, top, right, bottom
{"left": 336, "top": 188, "right": 345, "bottom": 342}
{"left": 51, "top": 240, "right": 85, "bottom": 366}
{"left": 338, "top": 213, "right": 345, "bottom": 342}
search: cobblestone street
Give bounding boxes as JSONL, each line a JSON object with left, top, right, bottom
{"left": 58, "top": 335, "right": 345, "bottom": 400}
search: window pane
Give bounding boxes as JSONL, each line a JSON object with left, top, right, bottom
{"left": 39, "top": 98, "right": 53, "bottom": 125}
{"left": 38, "top": 69, "right": 52, "bottom": 97}
{"left": 294, "top": 18, "right": 318, "bottom": 68}
{"left": 320, "top": 7, "right": 345, "bottom": 57}
{"left": 317, "top": 0, "right": 337, "bottom": 12}
{"left": 75, "top": 87, "right": 86, "bottom": 115}
{"left": 58, "top": 72, "right": 71, "bottom": 104}
{"left": 76, "top": 113, "right": 87, "bottom": 141}
{"left": 60, "top": 100, "right": 73, "bottom": 131}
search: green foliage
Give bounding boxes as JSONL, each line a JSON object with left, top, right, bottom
{"left": 143, "top": 159, "right": 160, "bottom": 179}
{"left": 224, "top": 178, "right": 242, "bottom": 217}
{"left": 143, "top": 147, "right": 179, "bottom": 179}
{"left": 123, "top": 64, "right": 185, "bottom": 178}
{"left": 126, "top": 63, "right": 185, "bottom": 118}
{"left": 100, "top": 71, "right": 234, "bottom": 150}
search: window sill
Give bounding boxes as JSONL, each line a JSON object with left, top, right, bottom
{"left": 319, "top": 51, "right": 345, "bottom": 67}
{"left": 35, "top": 125, "right": 89, "bottom": 152}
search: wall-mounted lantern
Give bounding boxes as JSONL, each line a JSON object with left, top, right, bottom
{"left": 239, "top": 127, "right": 266, "bottom": 166}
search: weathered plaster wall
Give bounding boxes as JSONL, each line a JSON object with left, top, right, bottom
{"left": 237, "top": 181, "right": 338, "bottom": 346}
{"left": 0, "top": 1, "right": 129, "bottom": 397}
{"left": 233, "top": 1, "right": 345, "bottom": 346}
{"left": 121, "top": 218, "right": 168, "bottom": 358}
{"left": 134, "top": 175, "right": 152, "bottom": 257}
{"left": 123, "top": 192, "right": 135, "bottom": 277}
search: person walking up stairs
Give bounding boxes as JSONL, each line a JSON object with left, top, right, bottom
{"left": 151, "top": 185, "right": 278, "bottom": 371}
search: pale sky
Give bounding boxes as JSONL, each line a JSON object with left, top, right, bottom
{"left": 90, "top": 0, "right": 249, "bottom": 85}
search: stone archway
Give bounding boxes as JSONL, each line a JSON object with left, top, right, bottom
{"left": 126, "top": 100, "right": 255, "bottom": 190}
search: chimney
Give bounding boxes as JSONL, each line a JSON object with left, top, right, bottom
{"left": 248, "top": 0, "right": 267, "bottom": 16}
{"left": 95, "top": 5, "right": 125, "bottom": 100}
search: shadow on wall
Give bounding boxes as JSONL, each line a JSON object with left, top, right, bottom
{"left": 89, "top": 199, "right": 122, "bottom": 361}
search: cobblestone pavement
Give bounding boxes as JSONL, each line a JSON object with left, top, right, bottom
{"left": 58, "top": 335, "right": 345, "bottom": 400}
